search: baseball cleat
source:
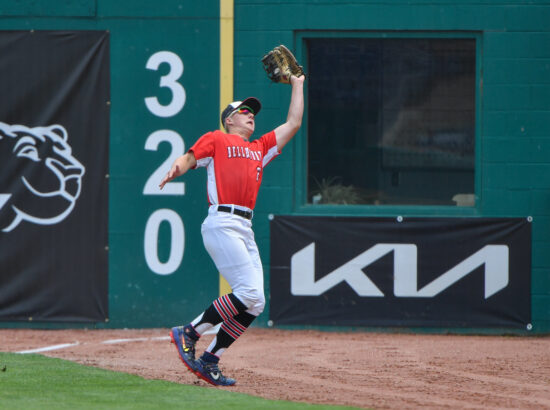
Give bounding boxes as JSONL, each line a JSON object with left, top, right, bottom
{"left": 194, "top": 358, "right": 236, "bottom": 386}
{"left": 170, "top": 326, "right": 198, "bottom": 372}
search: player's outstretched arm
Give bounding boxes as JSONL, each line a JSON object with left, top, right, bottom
{"left": 274, "top": 74, "right": 305, "bottom": 151}
{"left": 159, "top": 151, "right": 197, "bottom": 190}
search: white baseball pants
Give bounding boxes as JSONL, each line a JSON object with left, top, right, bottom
{"left": 201, "top": 205, "right": 265, "bottom": 316}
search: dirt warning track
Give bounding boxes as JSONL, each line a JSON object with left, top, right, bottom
{"left": 2, "top": 328, "right": 549, "bottom": 409}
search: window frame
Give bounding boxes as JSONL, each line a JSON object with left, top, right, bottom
{"left": 293, "top": 30, "right": 483, "bottom": 216}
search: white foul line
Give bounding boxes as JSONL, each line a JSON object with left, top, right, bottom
{"left": 102, "top": 337, "right": 150, "bottom": 344}
{"left": 15, "top": 332, "right": 198, "bottom": 353}
{"left": 18, "top": 342, "right": 80, "bottom": 354}
{"left": 102, "top": 336, "right": 171, "bottom": 344}
{"left": 151, "top": 336, "right": 171, "bottom": 341}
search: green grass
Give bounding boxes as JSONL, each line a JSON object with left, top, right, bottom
{"left": 0, "top": 352, "right": 358, "bottom": 409}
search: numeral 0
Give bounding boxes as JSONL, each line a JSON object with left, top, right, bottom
{"left": 144, "top": 209, "right": 185, "bottom": 275}
{"left": 145, "top": 51, "right": 186, "bottom": 117}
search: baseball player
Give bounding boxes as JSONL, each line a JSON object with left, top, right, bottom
{"left": 159, "top": 73, "right": 305, "bottom": 386}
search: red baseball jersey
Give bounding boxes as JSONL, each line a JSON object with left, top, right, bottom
{"left": 189, "top": 130, "right": 280, "bottom": 209}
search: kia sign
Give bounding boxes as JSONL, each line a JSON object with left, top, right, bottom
{"left": 291, "top": 243, "right": 509, "bottom": 298}
{"left": 270, "top": 216, "right": 531, "bottom": 328}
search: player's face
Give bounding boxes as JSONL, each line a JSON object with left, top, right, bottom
{"left": 228, "top": 107, "right": 255, "bottom": 134}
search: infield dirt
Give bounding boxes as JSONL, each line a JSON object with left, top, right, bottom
{"left": 1, "top": 328, "right": 549, "bottom": 409}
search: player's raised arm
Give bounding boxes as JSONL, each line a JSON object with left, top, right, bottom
{"left": 261, "top": 45, "right": 306, "bottom": 151}
{"left": 159, "top": 151, "right": 197, "bottom": 190}
{"left": 274, "top": 75, "right": 305, "bottom": 151}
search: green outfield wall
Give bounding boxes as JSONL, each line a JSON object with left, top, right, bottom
{"left": 0, "top": 0, "right": 549, "bottom": 333}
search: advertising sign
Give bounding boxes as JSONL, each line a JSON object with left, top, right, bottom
{"left": 0, "top": 31, "right": 109, "bottom": 322}
{"left": 270, "top": 216, "right": 531, "bottom": 328}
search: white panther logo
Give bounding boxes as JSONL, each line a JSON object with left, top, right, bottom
{"left": 0, "top": 122, "right": 85, "bottom": 232}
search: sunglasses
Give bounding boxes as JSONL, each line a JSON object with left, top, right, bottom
{"left": 230, "top": 106, "right": 255, "bottom": 117}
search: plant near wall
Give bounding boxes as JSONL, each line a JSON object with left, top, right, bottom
{"left": 311, "top": 176, "right": 363, "bottom": 205}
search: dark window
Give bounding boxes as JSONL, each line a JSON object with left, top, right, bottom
{"left": 307, "top": 38, "right": 476, "bottom": 206}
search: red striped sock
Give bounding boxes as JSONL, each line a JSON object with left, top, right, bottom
{"left": 206, "top": 312, "right": 256, "bottom": 357}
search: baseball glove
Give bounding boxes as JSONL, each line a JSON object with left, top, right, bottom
{"left": 261, "top": 45, "right": 305, "bottom": 84}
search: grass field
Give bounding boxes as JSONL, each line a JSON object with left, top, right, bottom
{"left": 0, "top": 352, "right": 358, "bottom": 409}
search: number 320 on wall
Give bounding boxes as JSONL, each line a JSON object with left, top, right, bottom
{"left": 143, "top": 51, "right": 185, "bottom": 276}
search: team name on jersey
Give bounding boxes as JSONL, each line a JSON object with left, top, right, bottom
{"left": 227, "top": 145, "right": 262, "bottom": 161}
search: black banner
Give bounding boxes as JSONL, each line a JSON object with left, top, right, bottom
{"left": 270, "top": 216, "right": 531, "bottom": 328}
{"left": 0, "top": 31, "right": 109, "bottom": 322}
